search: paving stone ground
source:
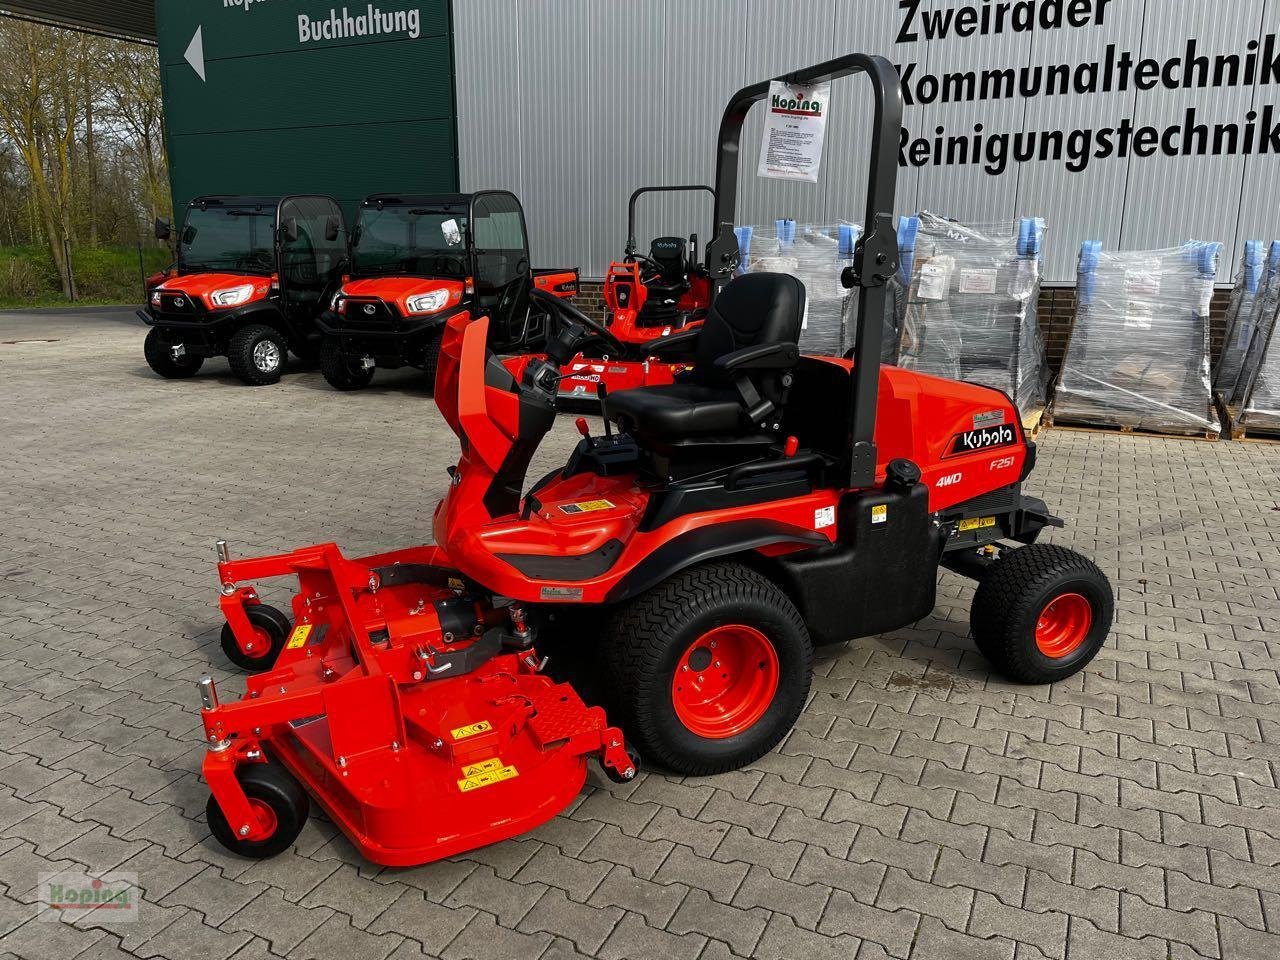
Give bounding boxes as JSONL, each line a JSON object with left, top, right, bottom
{"left": 1, "top": 308, "right": 1278, "bottom": 960}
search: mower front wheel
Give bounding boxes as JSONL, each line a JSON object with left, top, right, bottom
{"left": 320, "top": 338, "right": 375, "bottom": 391}
{"left": 603, "top": 561, "right": 812, "bottom": 776}
{"left": 970, "top": 544, "right": 1113, "bottom": 684}
{"left": 206, "top": 759, "right": 309, "bottom": 859}
{"left": 220, "top": 603, "right": 291, "bottom": 672}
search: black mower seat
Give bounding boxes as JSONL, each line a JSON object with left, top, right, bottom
{"left": 606, "top": 272, "right": 806, "bottom": 444}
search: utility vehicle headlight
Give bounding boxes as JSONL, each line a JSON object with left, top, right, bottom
{"left": 405, "top": 290, "right": 450, "bottom": 315}
{"left": 210, "top": 284, "right": 256, "bottom": 308}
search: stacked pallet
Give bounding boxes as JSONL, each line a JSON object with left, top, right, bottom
{"left": 1051, "top": 241, "right": 1221, "bottom": 439}
{"left": 893, "top": 212, "right": 1050, "bottom": 424}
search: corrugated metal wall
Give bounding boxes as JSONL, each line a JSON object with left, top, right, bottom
{"left": 455, "top": 0, "right": 1279, "bottom": 282}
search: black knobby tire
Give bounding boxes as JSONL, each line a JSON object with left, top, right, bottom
{"left": 143, "top": 328, "right": 203, "bottom": 379}
{"left": 220, "top": 604, "right": 291, "bottom": 672}
{"left": 971, "top": 544, "right": 1113, "bottom": 684}
{"left": 421, "top": 333, "right": 443, "bottom": 393}
{"left": 603, "top": 561, "right": 812, "bottom": 776}
{"left": 319, "top": 337, "right": 375, "bottom": 391}
{"left": 206, "top": 759, "right": 309, "bottom": 860}
{"left": 228, "top": 324, "right": 288, "bottom": 386}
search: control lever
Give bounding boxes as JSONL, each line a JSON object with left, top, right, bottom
{"left": 596, "top": 383, "right": 613, "bottom": 438}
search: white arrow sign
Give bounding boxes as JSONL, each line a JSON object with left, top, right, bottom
{"left": 185, "top": 26, "right": 206, "bottom": 82}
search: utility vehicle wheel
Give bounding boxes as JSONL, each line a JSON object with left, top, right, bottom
{"left": 319, "top": 338, "right": 375, "bottom": 391}
{"left": 228, "top": 325, "right": 288, "bottom": 385}
{"left": 220, "top": 604, "right": 291, "bottom": 672}
{"left": 143, "top": 328, "right": 203, "bottom": 379}
{"left": 422, "top": 333, "right": 443, "bottom": 393}
{"left": 603, "top": 561, "right": 812, "bottom": 775}
{"left": 206, "top": 759, "right": 309, "bottom": 859}
{"left": 971, "top": 544, "right": 1113, "bottom": 684}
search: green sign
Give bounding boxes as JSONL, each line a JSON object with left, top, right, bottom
{"left": 155, "top": 0, "right": 458, "bottom": 216}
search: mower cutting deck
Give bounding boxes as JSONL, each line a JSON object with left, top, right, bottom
{"left": 202, "top": 541, "right": 634, "bottom": 864}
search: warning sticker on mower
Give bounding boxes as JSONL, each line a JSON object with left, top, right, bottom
{"left": 286, "top": 624, "right": 313, "bottom": 650}
{"left": 871, "top": 505, "right": 888, "bottom": 525}
{"left": 460, "top": 758, "right": 505, "bottom": 777}
{"left": 958, "top": 516, "right": 998, "bottom": 533}
{"left": 814, "top": 506, "right": 836, "bottom": 530}
{"left": 457, "top": 763, "right": 519, "bottom": 793}
{"left": 450, "top": 720, "right": 493, "bottom": 741}
{"left": 559, "top": 499, "right": 616, "bottom": 515}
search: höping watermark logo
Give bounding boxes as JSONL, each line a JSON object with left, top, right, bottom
{"left": 39, "top": 871, "right": 139, "bottom": 923}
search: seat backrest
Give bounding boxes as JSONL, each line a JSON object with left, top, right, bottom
{"left": 695, "top": 272, "right": 806, "bottom": 369}
{"left": 649, "top": 237, "right": 687, "bottom": 284}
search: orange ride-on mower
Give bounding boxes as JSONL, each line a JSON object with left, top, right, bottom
{"left": 553, "top": 185, "right": 714, "bottom": 402}
{"left": 198, "top": 53, "right": 1114, "bottom": 866}
{"left": 315, "top": 191, "right": 578, "bottom": 391}
{"left": 140, "top": 196, "right": 348, "bottom": 385}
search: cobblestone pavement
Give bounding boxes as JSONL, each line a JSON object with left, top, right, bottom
{"left": 1, "top": 309, "right": 1279, "bottom": 960}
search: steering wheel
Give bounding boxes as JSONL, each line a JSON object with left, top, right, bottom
{"left": 530, "top": 289, "right": 626, "bottom": 356}
{"left": 624, "top": 252, "right": 663, "bottom": 282}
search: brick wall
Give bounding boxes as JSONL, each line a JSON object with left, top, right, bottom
{"left": 577, "top": 280, "right": 1234, "bottom": 377}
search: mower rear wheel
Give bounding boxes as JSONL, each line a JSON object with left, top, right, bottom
{"left": 603, "top": 561, "right": 811, "bottom": 776}
{"left": 206, "top": 759, "right": 309, "bottom": 859}
{"left": 971, "top": 544, "right": 1113, "bottom": 684}
{"left": 228, "top": 324, "right": 288, "bottom": 386}
{"left": 144, "top": 328, "right": 203, "bottom": 379}
{"left": 220, "top": 604, "right": 291, "bottom": 672}
{"left": 320, "top": 338, "right": 375, "bottom": 391}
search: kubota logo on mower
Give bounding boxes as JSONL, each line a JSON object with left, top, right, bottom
{"left": 946, "top": 423, "right": 1017, "bottom": 458}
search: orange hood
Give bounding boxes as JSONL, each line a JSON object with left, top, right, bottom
{"left": 157, "top": 273, "right": 273, "bottom": 311}
{"left": 341, "top": 277, "right": 465, "bottom": 316}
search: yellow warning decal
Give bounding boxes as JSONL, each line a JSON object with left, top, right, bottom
{"left": 285, "top": 624, "right": 313, "bottom": 650}
{"left": 450, "top": 720, "right": 493, "bottom": 741}
{"left": 559, "top": 499, "right": 616, "bottom": 515}
{"left": 457, "top": 764, "right": 519, "bottom": 793}
{"left": 958, "top": 516, "right": 997, "bottom": 532}
{"left": 871, "top": 504, "right": 888, "bottom": 525}
{"left": 460, "top": 757, "right": 504, "bottom": 777}
{"left": 447, "top": 576, "right": 466, "bottom": 591}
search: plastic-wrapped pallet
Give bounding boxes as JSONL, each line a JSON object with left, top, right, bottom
{"left": 1233, "top": 278, "right": 1280, "bottom": 436}
{"left": 1052, "top": 241, "right": 1221, "bottom": 437}
{"left": 1227, "top": 241, "right": 1280, "bottom": 407}
{"left": 894, "top": 212, "right": 1049, "bottom": 420}
{"left": 1212, "top": 241, "right": 1272, "bottom": 398}
{"left": 735, "top": 220, "right": 859, "bottom": 356}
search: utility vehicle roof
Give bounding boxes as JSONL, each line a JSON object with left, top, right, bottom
{"left": 362, "top": 193, "right": 474, "bottom": 210}
{"left": 187, "top": 196, "right": 283, "bottom": 209}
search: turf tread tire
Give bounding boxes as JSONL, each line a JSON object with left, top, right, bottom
{"left": 603, "top": 561, "right": 811, "bottom": 776}
{"left": 228, "top": 324, "right": 288, "bottom": 386}
{"left": 971, "top": 543, "right": 1112, "bottom": 684}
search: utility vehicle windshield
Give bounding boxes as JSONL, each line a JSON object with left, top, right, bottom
{"left": 352, "top": 204, "right": 469, "bottom": 278}
{"left": 180, "top": 204, "right": 276, "bottom": 274}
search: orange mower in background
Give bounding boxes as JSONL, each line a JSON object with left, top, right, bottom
{"left": 551, "top": 185, "right": 714, "bottom": 402}
{"left": 315, "top": 192, "right": 578, "bottom": 391}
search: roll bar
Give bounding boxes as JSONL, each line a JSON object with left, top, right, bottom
{"left": 704, "top": 53, "right": 904, "bottom": 488}
{"left": 624, "top": 185, "right": 716, "bottom": 259}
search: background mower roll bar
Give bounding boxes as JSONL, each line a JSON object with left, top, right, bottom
{"left": 624, "top": 185, "right": 717, "bottom": 259}
{"left": 704, "top": 53, "right": 904, "bottom": 489}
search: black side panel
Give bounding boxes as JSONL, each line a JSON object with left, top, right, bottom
{"left": 498, "top": 539, "right": 624, "bottom": 581}
{"left": 605, "top": 520, "right": 828, "bottom": 604}
{"left": 775, "top": 483, "right": 942, "bottom": 646}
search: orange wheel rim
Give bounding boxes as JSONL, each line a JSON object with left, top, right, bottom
{"left": 1035, "top": 592, "right": 1092, "bottom": 658}
{"left": 246, "top": 797, "right": 278, "bottom": 840}
{"left": 241, "top": 625, "right": 271, "bottom": 658}
{"left": 671, "top": 625, "right": 779, "bottom": 739}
